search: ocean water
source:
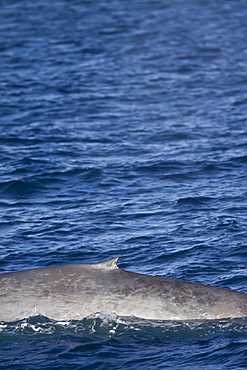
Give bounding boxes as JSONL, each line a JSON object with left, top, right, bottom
{"left": 1, "top": 0, "right": 247, "bottom": 368}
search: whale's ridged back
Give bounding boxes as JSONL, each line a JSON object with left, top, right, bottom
{"left": 1, "top": 258, "right": 247, "bottom": 322}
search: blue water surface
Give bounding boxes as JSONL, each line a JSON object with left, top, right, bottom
{"left": 1, "top": 0, "right": 247, "bottom": 368}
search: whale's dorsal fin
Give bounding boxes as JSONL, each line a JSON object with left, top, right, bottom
{"left": 87, "top": 257, "right": 119, "bottom": 270}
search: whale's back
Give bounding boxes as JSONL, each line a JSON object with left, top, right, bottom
{"left": 1, "top": 258, "right": 247, "bottom": 322}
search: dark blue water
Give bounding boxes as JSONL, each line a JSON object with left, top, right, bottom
{"left": 1, "top": 0, "right": 247, "bottom": 368}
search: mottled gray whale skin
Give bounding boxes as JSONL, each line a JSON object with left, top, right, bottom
{"left": 1, "top": 257, "right": 247, "bottom": 322}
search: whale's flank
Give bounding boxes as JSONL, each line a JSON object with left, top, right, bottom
{"left": 1, "top": 258, "right": 247, "bottom": 322}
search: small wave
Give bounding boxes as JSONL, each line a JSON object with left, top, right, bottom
{"left": 175, "top": 196, "right": 215, "bottom": 210}
{"left": 1, "top": 314, "right": 247, "bottom": 338}
{"left": 0, "top": 314, "right": 132, "bottom": 336}
{"left": 135, "top": 160, "right": 184, "bottom": 175}
{"left": 230, "top": 154, "right": 247, "bottom": 165}
{"left": 0, "top": 178, "right": 46, "bottom": 199}
{"left": 40, "top": 167, "right": 103, "bottom": 185}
